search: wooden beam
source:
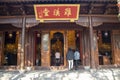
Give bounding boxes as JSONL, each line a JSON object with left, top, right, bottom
{"left": 0, "top": 15, "right": 119, "bottom": 27}
{"left": 77, "top": 15, "right": 119, "bottom": 27}
{"left": 92, "top": 15, "right": 119, "bottom": 23}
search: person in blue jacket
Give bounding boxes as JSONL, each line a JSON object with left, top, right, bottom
{"left": 74, "top": 49, "right": 80, "bottom": 70}
{"left": 66, "top": 48, "right": 74, "bottom": 70}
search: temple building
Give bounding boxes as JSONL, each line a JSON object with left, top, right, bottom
{"left": 0, "top": 0, "right": 120, "bottom": 70}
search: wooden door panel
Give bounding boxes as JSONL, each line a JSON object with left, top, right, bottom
{"left": 112, "top": 30, "right": 120, "bottom": 65}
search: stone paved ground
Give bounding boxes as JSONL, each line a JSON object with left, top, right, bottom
{"left": 0, "top": 68, "right": 120, "bottom": 80}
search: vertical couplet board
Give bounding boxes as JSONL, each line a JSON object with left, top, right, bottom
{"left": 41, "top": 32, "right": 50, "bottom": 66}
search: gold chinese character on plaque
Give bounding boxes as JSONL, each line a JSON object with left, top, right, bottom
{"left": 53, "top": 8, "right": 60, "bottom": 16}
{"left": 38, "top": 10, "right": 43, "bottom": 18}
{"left": 64, "top": 8, "right": 71, "bottom": 17}
{"left": 43, "top": 8, "right": 50, "bottom": 16}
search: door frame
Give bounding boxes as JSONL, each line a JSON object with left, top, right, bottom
{"left": 50, "top": 30, "right": 65, "bottom": 66}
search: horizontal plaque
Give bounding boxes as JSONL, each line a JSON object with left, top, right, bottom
{"left": 34, "top": 4, "right": 80, "bottom": 22}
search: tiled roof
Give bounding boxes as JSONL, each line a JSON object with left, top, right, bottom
{"left": 0, "top": 0, "right": 118, "bottom": 16}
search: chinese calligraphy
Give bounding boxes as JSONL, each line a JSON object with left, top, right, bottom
{"left": 53, "top": 8, "right": 60, "bottom": 16}
{"left": 34, "top": 4, "right": 80, "bottom": 22}
{"left": 64, "top": 8, "right": 71, "bottom": 17}
{"left": 43, "top": 8, "right": 50, "bottom": 16}
{"left": 38, "top": 8, "right": 72, "bottom": 17}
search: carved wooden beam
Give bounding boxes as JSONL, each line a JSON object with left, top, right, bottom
{"left": 76, "top": 15, "right": 119, "bottom": 27}
{"left": 0, "top": 15, "right": 119, "bottom": 27}
{"left": 92, "top": 15, "right": 119, "bottom": 23}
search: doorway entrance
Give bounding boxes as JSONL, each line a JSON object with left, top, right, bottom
{"left": 97, "top": 31, "right": 112, "bottom": 65}
{"left": 34, "top": 32, "right": 41, "bottom": 66}
{"left": 33, "top": 30, "right": 82, "bottom": 67}
{"left": 50, "top": 31, "right": 64, "bottom": 66}
{"left": 3, "top": 31, "right": 18, "bottom": 65}
{"left": 67, "top": 30, "right": 82, "bottom": 65}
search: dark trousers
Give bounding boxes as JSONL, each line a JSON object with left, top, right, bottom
{"left": 56, "top": 58, "right": 60, "bottom": 66}
{"left": 75, "top": 60, "right": 79, "bottom": 70}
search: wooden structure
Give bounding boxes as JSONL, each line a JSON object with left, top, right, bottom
{"left": 0, "top": 0, "right": 120, "bottom": 70}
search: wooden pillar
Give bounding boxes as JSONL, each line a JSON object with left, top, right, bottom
{"left": 85, "top": 29, "right": 91, "bottom": 66}
{"left": 82, "top": 29, "right": 86, "bottom": 66}
{"left": 64, "top": 31, "right": 68, "bottom": 66}
{"left": 0, "top": 32, "right": 3, "bottom": 66}
{"left": 20, "top": 17, "right": 26, "bottom": 70}
{"left": 25, "top": 30, "right": 30, "bottom": 67}
{"left": 29, "top": 31, "right": 34, "bottom": 67}
{"left": 89, "top": 16, "right": 96, "bottom": 68}
{"left": 17, "top": 32, "right": 21, "bottom": 69}
{"left": 79, "top": 31, "right": 83, "bottom": 65}
{"left": 82, "top": 29, "right": 91, "bottom": 66}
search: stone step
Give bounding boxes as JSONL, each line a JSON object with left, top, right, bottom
{"left": 34, "top": 66, "right": 84, "bottom": 71}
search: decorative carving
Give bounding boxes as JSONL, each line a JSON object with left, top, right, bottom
{"left": 76, "top": 22, "right": 103, "bottom": 27}
{"left": 93, "top": 22, "right": 103, "bottom": 27}
{"left": 12, "top": 23, "right": 39, "bottom": 28}
{"left": 76, "top": 22, "right": 89, "bottom": 27}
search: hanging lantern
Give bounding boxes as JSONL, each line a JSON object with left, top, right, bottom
{"left": 37, "top": 33, "right": 40, "bottom": 37}
{"left": 76, "top": 33, "right": 79, "bottom": 37}
{"left": 9, "top": 32, "right": 13, "bottom": 38}
{"left": 104, "top": 31, "right": 108, "bottom": 37}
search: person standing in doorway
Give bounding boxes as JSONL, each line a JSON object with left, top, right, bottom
{"left": 74, "top": 49, "right": 80, "bottom": 70}
{"left": 66, "top": 48, "right": 74, "bottom": 70}
{"left": 55, "top": 50, "right": 60, "bottom": 66}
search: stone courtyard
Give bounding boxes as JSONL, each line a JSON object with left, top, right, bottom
{"left": 0, "top": 67, "right": 120, "bottom": 80}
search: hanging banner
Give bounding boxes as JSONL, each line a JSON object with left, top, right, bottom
{"left": 34, "top": 4, "right": 80, "bottom": 22}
